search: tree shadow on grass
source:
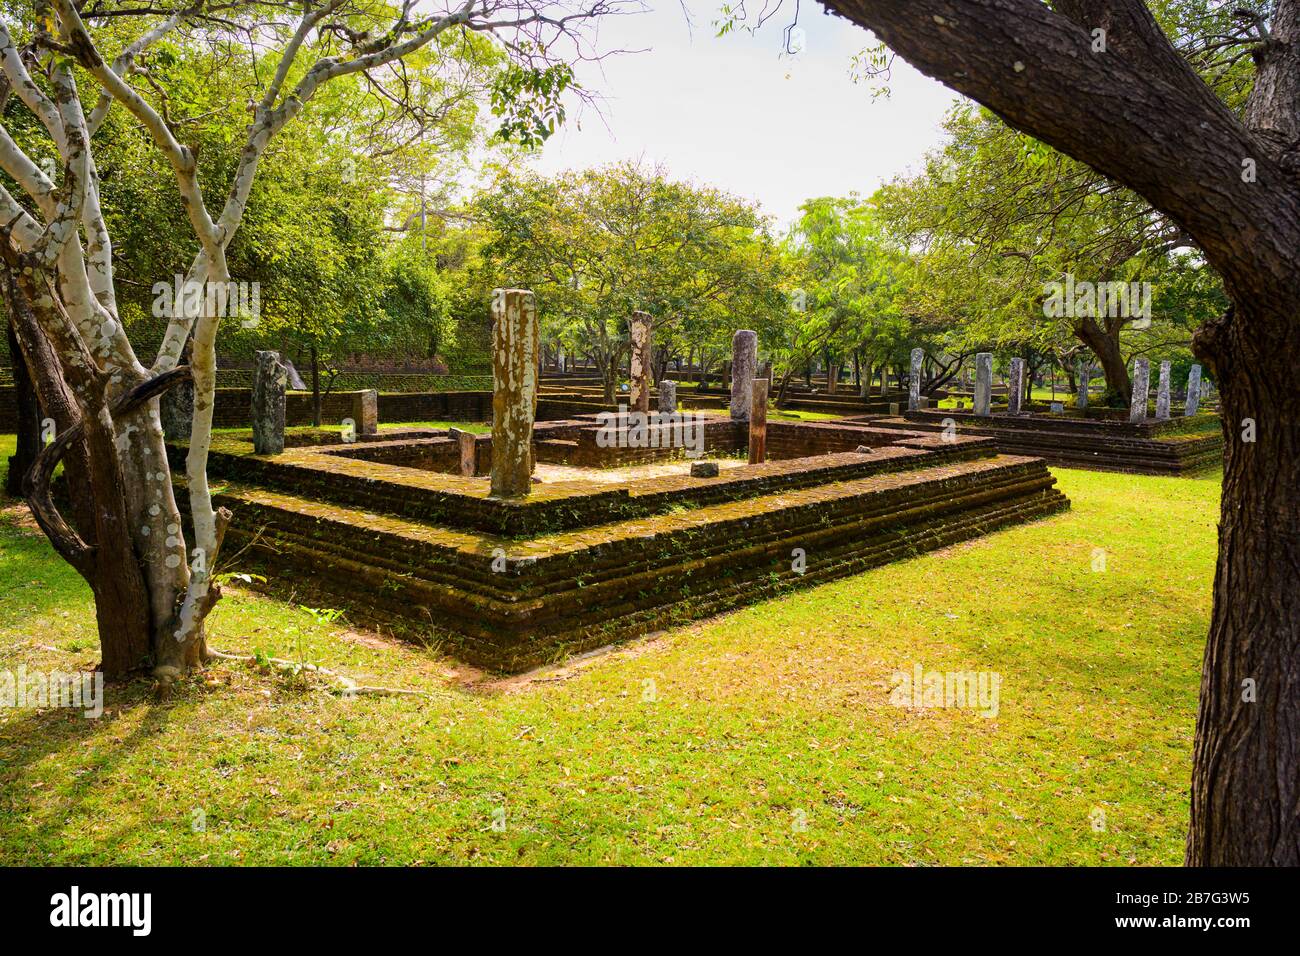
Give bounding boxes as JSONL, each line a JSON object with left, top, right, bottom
{"left": 0, "top": 680, "right": 185, "bottom": 862}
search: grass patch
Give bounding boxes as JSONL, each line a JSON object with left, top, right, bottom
{"left": 0, "top": 430, "right": 1219, "bottom": 865}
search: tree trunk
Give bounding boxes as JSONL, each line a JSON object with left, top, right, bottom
{"left": 4, "top": 264, "right": 152, "bottom": 678}
{"left": 1186, "top": 308, "right": 1300, "bottom": 865}
{"left": 5, "top": 319, "right": 39, "bottom": 498}
{"left": 1075, "top": 318, "right": 1130, "bottom": 405}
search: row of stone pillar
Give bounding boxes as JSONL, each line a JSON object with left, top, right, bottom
{"left": 909, "top": 350, "right": 1208, "bottom": 422}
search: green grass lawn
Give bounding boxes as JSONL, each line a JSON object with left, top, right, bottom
{"left": 0, "top": 432, "right": 1220, "bottom": 865}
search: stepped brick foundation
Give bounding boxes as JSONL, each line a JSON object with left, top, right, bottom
{"left": 858, "top": 409, "right": 1223, "bottom": 475}
{"left": 176, "top": 416, "right": 1070, "bottom": 671}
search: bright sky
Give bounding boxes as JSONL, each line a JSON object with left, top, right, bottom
{"left": 529, "top": 1, "right": 962, "bottom": 229}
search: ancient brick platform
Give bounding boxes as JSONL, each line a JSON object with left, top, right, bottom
{"left": 858, "top": 409, "right": 1223, "bottom": 475}
{"left": 178, "top": 418, "right": 1069, "bottom": 671}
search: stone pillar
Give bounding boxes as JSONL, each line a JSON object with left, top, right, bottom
{"left": 490, "top": 289, "right": 539, "bottom": 498}
{"left": 251, "top": 350, "right": 288, "bottom": 455}
{"left": 1076, "top": 360, "right": 1090, "bottom": 409}
{"left": 730, "top": 329, "right": 758, "bottom": 423}
{"left": 448, "top": 427, "right": 477, "bottom": 477}
{"left": 1129, "top": 358, "right": 1150, "bottom": 424}
{"left": 558, "top": 348, "right": 567, "bottom": 373}
{"left": 974, "top": 353, "right": 992, "bottom": 417}
{"left": 160, "top": 375, "right": 194, "bottom": 442}
{"left": 658, "top": 379, "right": 677, "bottom": 415}
{"left": 352, "top": 389, "right": 378, "bottom": 436}
{"left": 1008, "top": 357, "right": 1025, "bottom": 415}
{"left": 1155, "top": 361, "right": 1172, "bottom": 420}
{"left": 908, "top": 347, "right": 924, "bottom": 412}
{"left": 629, "top": 310, "right": 653, "bottom": 414}
{"left": 1185, "top": 364, "right": 1203, "bottom": 416}
{"left": 827, "top": 362, "right": 838, "bottom": 394}
{"left": 749, "top": 378, "right": 769, "bottom": 464}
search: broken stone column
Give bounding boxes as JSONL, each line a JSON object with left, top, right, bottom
{"left": 730, "top": 329, "right": 758, "bottom": 423}
{"left": 629, "top": 310, "right": 653, "bottom": 414}
{"left": 1129, "top": 358, "right": 1150, "bottom": 424}
{"left": 490, "top": 289, "right": 539, "bottom": 498}
{"left": 448, "top": 427, "right": 477, "bottom": 477}
{"left": 974, "top": 352, "right": 993, "bottom": 417}
{"left": 658, "top": 379, "right": 677, "bottom": 415}
{"left": 1185, "top": 364, "right": 1203, "bottom": 416}
{"left": 749, "top": 378, "right": 769, "bottom": 464}
{"left": 1008, "top": 357, "right": 1026, "bottom": 415}
{"left": 1076, "top": 360, "right": 1090, "bottom": 409}
{"left": 908, "top": 347, "right": 924, "bottom": 412}
{"left": 1155, "top": 361, "right": 1172, "bottom": 420}
{"left": 351, "top": 389, "right": 378, "bottom": 436}
{"left": 251, "top": 350, "right": 288, "bottom": 455}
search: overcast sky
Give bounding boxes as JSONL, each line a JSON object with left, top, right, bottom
{"left": 529, "top": 2, "right": 962, "bottom": 228}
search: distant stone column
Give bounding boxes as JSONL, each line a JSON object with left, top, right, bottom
{"left": 730, "top": 329, "right": 758, "bottom": 423}
{"left": 448, "top": 427, "right": 477, "bottom": 477}
{"left": 749, "top": 378, "right": 769, "bottom": 464}
{"left": 974, "top": 353, "right": 993, "bottom": 417}
{"left": 1076, "top": 360, "right": 1090, "bottom": 409}
{"left": 827, "top": 362, "right": 838, "bottom": 395}
{"left": 160, "top": 375, "right": 194, "bottom": 442}
{"left": 908, "top": 347, "right": 924, "bottom": 412}
{"left": 1185, "top": 364, "right": 1203, "bottom": 416}
{"left": 1008, "top": 357, "right": 1025, "bottom": 415}
{"left": 658, "top": 379, "right": 677, "bottom": 415}
{"left": 490, "top": 289, "right": 539, "bottom": 499}
{"left": 352, "top": 389, "right": 378, "bottom": 436}
{"left": 1155, "top": 361, "right": 1172, "bottom": 420}
{"left": 251, "top": 350, "right": 288, "bottom": 455}
{"left": 629, "top": 310, "right": 653, "bottom": 414}
{"left": 1129, "top": 358, "right": 1150, "bottom": 423}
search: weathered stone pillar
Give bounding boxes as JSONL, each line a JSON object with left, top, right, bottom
{"left": 1185, "top": 364, "right": 1203, "bottom": 416}
{"left": 908, "top": 347, "right": 924, "bottom": 412}
{"left": 251, "top": 350, "right": 288, "bottom": 455}
{"left": 860, "top": 362, "right": 873, "bottom": 399}
{"left": 1076, "top": 359, "right": 1090, "bottom": 409}
{"left": 448, "top": 427, "right": 477, "bottom": 477}
{"left": 352, "top": 389, "right": 378, "bottom": 436}
{"left": 1129, "top": 358, "right": 1150, "bottom": 424}
{"left": 658, "top": 379, "right": 677, "bottom": 415}
{"left": 827, "top": 362, "right": 838, "bottom": 395}
{"left": 1008, "top": 357, "right": 1025, "bottom": 415}
{"left": 730, "top": 329, "right": 758, "bottom": 423}
{"left": 629, "top": 310, "right": 653, "bottom": 414}
{"left": 974, "top": 352, "right": 993, "bottom": 417}
{"left": 160, "top": 374, "right": 194, "bottom": 442}
{"left": 749, "top": 378, "right": 769, "bottom": 464}
{"left": 1155, "top": 361, "right": 1172, "bottom": 420}
{"left": 490, "top": 289, "right": 538, "bottom": 498}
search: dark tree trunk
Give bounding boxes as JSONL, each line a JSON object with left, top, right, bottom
{"left": 1075, "top": 317, "right": 1131, "bottom": 404}
{"left": 1186, "top": 307, "right": 1300, "bottom": 865}
{"left": 5, "top": 319, "right": 39, "bottom": 498}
